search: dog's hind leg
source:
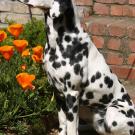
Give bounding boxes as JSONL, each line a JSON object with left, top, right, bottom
{"left": 93, "top": 103, "right": 135, "bottom": 135}
{"left": 104, "top": 105, "right": 135, "bottom": 135}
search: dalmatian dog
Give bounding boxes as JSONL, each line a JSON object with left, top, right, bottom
{"left": 18, "top": 0, "right": 135, "bottom": 135}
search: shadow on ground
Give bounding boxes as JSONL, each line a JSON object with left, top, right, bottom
{"left": 80, "top": 130, "right": 99, "bottom": 135}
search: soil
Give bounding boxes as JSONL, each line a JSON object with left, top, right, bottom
{"left": 47, "top": 80, "right": 135, "bottom": 135}
{"left": 47, "top": 129, "right": 99, "bottom": 135}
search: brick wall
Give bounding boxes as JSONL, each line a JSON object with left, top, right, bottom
{"left": 0, "top": 0, "right": 44, "bottom": 27}
{"left": 82, "top": 0, "right": 135, "bottom": 80}
{"left": 0, "top": 0, "right": 135, "bottom": 80}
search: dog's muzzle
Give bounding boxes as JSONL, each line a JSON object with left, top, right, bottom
{"left": 17, "top": 0, "right": 50, "bottom": 11}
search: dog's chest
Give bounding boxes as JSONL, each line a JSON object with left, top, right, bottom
{"left": 44, "top": 49, "right": 81, "bottom": 92}
{"left": 43, "top": 34, "right": 90, "bottom": 92}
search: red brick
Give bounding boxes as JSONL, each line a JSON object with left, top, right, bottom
{"left": 94, "top": 3, "right": 110, "bottom": 15}
{"left": 127, "top": 24, "right": 135, "bottom": 39}
{"left": 95, "top": 0, "right": 113, "bottom": 3}
{"left": 128, "top": 40, "right": 135, "bottom": 52}
{"left": 88, "top": 17, "right": 115, "bottom": 36}
{"left": 108, "top": 21, "right": 127, "bottom": 37}
{"left": 75, "top": 0, "right": 93, "bottom": 6}
{"left": 92, "top": 36, "right": 104, "bottom": 48}
{"left": 113, "top": 0, "right": 127, "bottom": 4}
{"left": 111, "top": 5, "right": 123, "bottom": 16}
{"left": 110, "top": 65, "right": 135, "bottom": 79}
{"left": 89, "top": 22, "right": 107, "bottom": 35}
{"left": 106, "top": 52, "right": 123, "bottom": 65}
{"left": 107, "top": 38, "right": 121, "bottom": 50}
{"left": 129, "top": 0, "right": 135, "bottom": 4}
{"left": 130, "top": 7, "right": 135, "bottom": 17}
{"left": 127, "top": 53, "right": 135, "bottom": 65}
{"left": 122, "top": 5, "right": 131, "bottom": 16}
{"left": 122, "top": 6, "right": 135, "bottom": 17}
{"left": 95, "top": 0, "right": 127, "bottom": 4}
{"left": 111, "top": 5, "right": 135, "bottom": 17}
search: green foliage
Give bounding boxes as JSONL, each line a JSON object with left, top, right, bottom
{"left": 0, "top": 18, "right": 56, "bottom": 134}
{"left": 21, "top": 18, "right": 46, "bottom": 47}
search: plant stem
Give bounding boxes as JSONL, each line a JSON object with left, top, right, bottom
{"left": 17, "top": 112, "right": 40, "bottom": 119}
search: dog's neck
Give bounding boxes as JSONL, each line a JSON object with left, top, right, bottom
{"left": 45, "top": 0, "right": 82, "bottom": 48}
{"left": 71, "top": 0, "right": 80, "bottom": 24}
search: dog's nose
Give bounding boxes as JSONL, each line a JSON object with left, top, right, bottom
{"left": 24, "top": 0, "right": 29, "bottom": 2}
{"left": 52, "top": 13, "right": 56, "bottom": 18}
{"left": 17, "top": 0, "right": 28, "bottom": 3}
{"left": 17, "top": 0, "right": 31, "bottom": 6}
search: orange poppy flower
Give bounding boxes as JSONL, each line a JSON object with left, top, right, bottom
{"left": 0, "top": 31, "right": 7, "bottom": 42}
{"left": 32, "top": 45, "right": 43, "bottom": 56}
{"left": 7, "top": 24, "right": 23, "bottom": 38}
{"left": 21, "top": 49, "right": 30, "bottom": 57}
{"left": 32, "top": 45, "right": 43, "bottom": 63}
{"left": 0, "top": 45, "right": 14, "bottom": 61}
{"left": 21, "top": 64, "right": 27, "bottom": 70}
{"left": 16, "top": 72, "right": 35, "bottom": 90}
{"left": 32, "top": 54, "right": 42, "bottom": 63}
{"left": 13, "top": 40, "right": 28, "bottom": 53}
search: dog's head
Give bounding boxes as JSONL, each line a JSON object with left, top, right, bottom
{"left": 18, "top": 0, "right": 53, "bottom": 9}
{"left": 18, "top": 0, "right": 73, "bottom": 18}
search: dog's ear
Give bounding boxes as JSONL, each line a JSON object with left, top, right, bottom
{"left": 50, "top": 0, "right": 71, "bottom": 18}
{"left": 50, "top": 1, "right": 61, "bottom": 18}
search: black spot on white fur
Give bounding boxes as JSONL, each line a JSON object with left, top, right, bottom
{"left": 74, "top": 64, "right": 81, "bottom": 75}
{"left": 91, "top": 75, "right": 96, "bottom": 83}
{"left": 91, "top": 71, "right": 102, "bottom": 83}
{"left": 122, "top": 94, "right": 133, "bottom": 106}
{"left": 127, "top": 121, "right": 134, "bottom": 127}
{"left": 104, "top": 76, "right": 113, "bottom": 88}
{"left": 86, "top": 92, "right": 94, "bottom": 99}
{"left": 66, "top": 94, "right": 76, "bottom": 108}
{"left": 65, "top": 35, "right": 71, "bottom": 42}
{"left": 100, "top": 83, "right": 103, "bottom": 88}
{"left": 52, "top": 61, "right": 61, "bottom": 69}
{"left": 112, "top": 121, "right": 117, "bottom": 127}
{"left": 66, "top": 112, "right": 74, "bottom": 121}
{"left": 121, "top": 87, "right": 125, "bottom": 92}
{"left": 61, "top": 61, "right": 66, "bottom": 66}
{"left": 73, "top": 105, "right": 78, "bottom": 113}
{"left": 99, "top": 93, "right": 113, "bottom": 104}
{"left": 96, "top": 72, "right": 101, "bottom": 79}
{"left": 127, "top": 109, "right": 135, "bottom": 118}
{"left": 64, "top": 72, "right": 71, "bottom": 80}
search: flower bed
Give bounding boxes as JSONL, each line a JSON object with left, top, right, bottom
{"left": 0, "top": 18, "right": 56, "bottom": 134}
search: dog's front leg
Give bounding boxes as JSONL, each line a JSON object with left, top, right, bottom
{"left": 66, "top": 91, "right": 79, "bottom": 135}
{"left": 55, "top": 93, "right": 67, "bottom": 135}
{"left": 58, "top": 109, "right": 67, "bottom": 135}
